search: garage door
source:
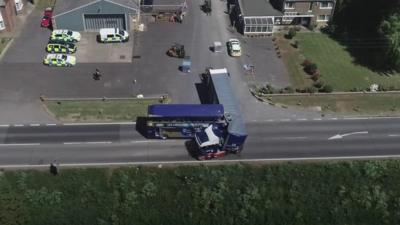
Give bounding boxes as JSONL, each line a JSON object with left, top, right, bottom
{"left": 84, "top": 14, "right": 126, "bottom": 31}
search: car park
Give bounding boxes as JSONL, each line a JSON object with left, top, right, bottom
{"left": 43, "top": 54, "right": 76, "bottom": 67}
{"left": 98, "top": 28, "right": 129, "bottom": 43}
{"left": 46, "top": 42, "right": 77, "bottom": 54}
{"left": 50, "top": 30, "right": 81, "bottom": 42}
{"left": 41, "top": 7, "right": 53, "bottom": 28}
{"left": 227, "top": 39, "right": 242, "bottom": 57}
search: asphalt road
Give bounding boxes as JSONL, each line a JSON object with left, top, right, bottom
{"left": 0, "top": 117, "right": 399, "bottom": 167}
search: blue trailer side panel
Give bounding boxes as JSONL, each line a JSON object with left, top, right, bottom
{"left": 148, "top": 104, "right": 224, "bottom": 118}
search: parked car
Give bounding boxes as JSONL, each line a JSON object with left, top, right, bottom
{"left": 50, "top": 30, "right": 81, "bottom": 42}
{"left": 46, "top": 42, "right": 77, "bottom": 54}
{"left": 41, "top": 7, "right": 53, "bottom": 28}
{"left": 43, "top": 54, "right": 76, "bottom": 67}
{"left": 97, "top": 28, "right": 129, "bottom": 43}
{"left": 227, "top": 39, "right": 241, "bottom": 57}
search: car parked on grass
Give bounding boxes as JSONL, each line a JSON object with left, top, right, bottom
{"left": 50, "top": 30, "right": 81, "bottom": 42}
{"left": 46, "top": 42, "right": 77, "bottom": 54}
{"left": 227, "top": 38, "right": 241, "bottom": 57}
{"left": 43, "top": 54, "right": 76, "bottom": 67}
{"left": 41, "top": 7, "right": 53, "bottom": 28}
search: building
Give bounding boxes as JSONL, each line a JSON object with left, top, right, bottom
{"left": 229, "top": 0, "right": 335, "bottom": 36}
{"left": 0, "top": 0, "right": 24, "bottom": 32}
{"left": 140, "top": 0, "right": 187, "bottom": 22}
{"left": 52, "top": 0, "right": 139, "bottom": 32}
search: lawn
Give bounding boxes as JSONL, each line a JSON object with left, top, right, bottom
{"left": 44, "top": 99, "right": 162, "bottom": 122}
{"left": 266, "top": 93, "right": 400, "bottom": 116}
{"left": 1, "top": 161, "right": 400, "bottom": 225}
{"left": 0, "top": 38, "right": 11, "bottom": 55}
{"left": 278, "top": 32, "right": 400, "bottom": 91}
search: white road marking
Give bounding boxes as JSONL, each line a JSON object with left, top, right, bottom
{"left": 63, "top": 122, "right": 136, "bottom": 126}
{"left": 0, "top": 143, "right": 40, "bottom": 146}
{"left": 0, "top": 125, "right": 9, "bottom": 127}
{"left": 266, "top": 119, "right": 274, "bottom": 122}
{"left": 328, "top": 131, "right": 369, "bottom": 140}
{"left": 63, "top": 142, "right": 83, "bottom": 145}
{"left": 297, "top": 118, "right": 307, "bottom": 121}
{"left": 313, "top": 118, "right": 322, "bottom": 121}
{"left": 280, "top": 119, "right": 291, "bottom": 122}
{"left": 3, "top": 154, "right": 400, "bottom": 168}
{"left": 389, "top": 134, "right": 400, "bottom": 137}
{"left": 329, "top": 118, "right": 338, "bottom": 120}
{"left": 85, "top": 141, "right": 112, "bottom": 144}
{"left": 46, "top": 124, "right": 57, "bottom": 126}
{"left": 14, "top": 124, "right": 24, "bottom": 127}
{"left": 343, "top": 117, "right": 367, "bottom": 120}
{"left": 30, "top": 124, "right": 40, "bottom": 126}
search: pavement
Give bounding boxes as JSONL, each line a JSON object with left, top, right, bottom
{"left": 0, "top": 117, "right": 399, "bottom": 166}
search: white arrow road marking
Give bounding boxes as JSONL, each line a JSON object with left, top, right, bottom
{"left": 328, "top": 131, "right": 368, "bottom": 140}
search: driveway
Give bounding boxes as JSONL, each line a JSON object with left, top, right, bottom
{"left": 76, "top": 32, "right": 133, "bottom": 63}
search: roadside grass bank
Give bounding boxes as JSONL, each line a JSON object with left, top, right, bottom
{"left": 277, "top": 32, "right": 400, "bottom": 91}
{"left": 1, "top": 160, "right": 400, "bottom": 225}
{"left": 44, "top": 98, "right": 164, "bottom": 122}
{"left": 0, "top": 38, "right": 11, "bottom": 55}
{"left": 264, "top": 93, "right": 400, "bottom": 115}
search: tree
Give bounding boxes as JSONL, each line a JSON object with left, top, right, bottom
{"left": 380, "top": 13, "right": 400, "bottom": 70}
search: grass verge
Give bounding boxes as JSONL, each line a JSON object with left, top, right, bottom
{"left": 1, "top": 160, "right": 400, "bottom": 225}
{"left": 266, "top": 93, "right": 400, "bottom": 115}
{"left": 35, "top": 0, "right": 56, "bottom": 9}
{"left": 0, "top": 38, "right": 11, "bottom": 55}
{"left": 278, "top": 32, "right": 400, "bottom": 91}
{"left": 44, "top": 98, "right": 162, "bottom": 122}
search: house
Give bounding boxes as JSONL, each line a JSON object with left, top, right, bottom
{"left": 0, "top": 0, "right": 24, "bottom": 32}
{"left": 52, "top": 0, "right": 140, "bottom": 31}
{"left": 229, "top": 0, "right": 335, "bottom": 36}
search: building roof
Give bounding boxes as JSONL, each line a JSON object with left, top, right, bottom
{"left": 54, "top": 0, "right": 139, "bottom": 17}
{"left": 209, "top": 69, "right": 247, "bottom": 136}
{"left": 238, "top": 0, "right": 282, "bottom": 17}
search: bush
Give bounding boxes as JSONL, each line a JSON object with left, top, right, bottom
{"left": 314, "top": 81, "right": 325, "bottom": 89}
{"left": 285, "top": 28, "right": 297, "bottom": 39}
{"left": 304, "top": 63, "right": 318, "bottom": 75}
{"left": 311, "top": 71, "right": 321, "bottom": 81}
{"left": 283, "top": 86, "right": 295, "bottom": 93}
{"left": 258, "top": 84, "right": 277, "bottom": 94}
{"left": 291, "top": 40, "right": 299, "bottom": 48}
{"left": 301, "top": 59, "right": 312, "bottom": 67}
{"left": 305, "top": 86, "right": 318, "bottom": 93}
{"left": 321, "top": 85, "right": 333, "bottom": 93}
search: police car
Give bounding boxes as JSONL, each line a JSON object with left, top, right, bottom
{"left": 43, "top": 54, "right": 76, "bottom": 67}
{"left": 227, "top": 38, "right": 242, "bottom": 57}
{"left": 50, "top": 30, "right": 81, "bottom": 42}
{"left": 98, "top": 28, "right": 129, "bottom": 43}
{"left": 46, "top": 42, "right": 77, "bottom": 54}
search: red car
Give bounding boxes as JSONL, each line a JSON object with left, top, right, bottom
{"left": 41, "top": 7, "right": 53, "bottom": 28}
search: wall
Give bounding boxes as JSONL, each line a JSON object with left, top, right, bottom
{"left": 54, "top": 0, "right": 137, "bottom": 31}
{"left": 0, "top": 0, "right": 16, "bottom": 32}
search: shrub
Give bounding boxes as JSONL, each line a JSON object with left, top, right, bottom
{"left": 321, "top": 85, "right": 333, "bottom": 93}
{"left": 285, "top": 28, "right": 297, "bottom": 39}
{"left": 301, "top": 59, "right": 312, "bottom": 67}
{"left": 311, "top": 71, "right": 321, "bottom": 81}
{"left": 304, "top": 63, "right": 318, "bottom": 75}
{"left": 291, "top": 40, "right": 299, "bottom": 48}
{"left": 305, "top": 86, "right": 318, "bottom": 93}
{"left": 314, "top": 81, "right": 325, "bottom": 89}
{"left": 283, "top": 86, "right": 295, "bottom": 93}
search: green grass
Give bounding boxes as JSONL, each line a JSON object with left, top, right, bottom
{"left": 45, "top": 99, "right": 161, "bottom": 122}
{"left": 1, "top": 161, "right": 400, "bottom": 225}
{"left": 295, "top": 33, "right": 400, "bottom": 91}
{"left": 0, "top": 38, "right": 11, "bottom": 55}
{"left": 35, "top": 0, "right": 56, "bottom": 9}
{"left": 266, "top": 93, "right": 400, "bottom": 115}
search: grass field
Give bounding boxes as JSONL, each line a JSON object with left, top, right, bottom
{"left": 278, "top": 33, "right": 400, "bottom": 91}
{"left": 0, "top": 38, "right": 11, "bottom": 55}
{"left": 45, "top": 99, "right": 161, "bottom": 122}
{"left": 266, "top": 93, "right": 400, "bottom": 115}
{"left": 1, "top": 161, "right": 400, "bottom": 225}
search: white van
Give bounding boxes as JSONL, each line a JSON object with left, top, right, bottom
{"left": 98, "top": 28, "right": 129, "bottom": 43}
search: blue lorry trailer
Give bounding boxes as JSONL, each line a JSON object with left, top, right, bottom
{"left": 195, "top": 68, "right": 248, "bottom": 157}
{"left": 146, "top": 104, "right": 226, "bottom": 139}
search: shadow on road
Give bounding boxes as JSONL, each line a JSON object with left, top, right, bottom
{"left": 135, "top": 117, "right": 148, "bottom": 138}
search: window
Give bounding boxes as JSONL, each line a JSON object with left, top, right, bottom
{"left": 284, "top": 2, "right": 295, "bottom": 9}
{"left": 0, "top": 14, "right": 5, "bottom": 31}
{"left": 320, "top": 2, "right": 333, "bottom": 9}
{"left": 317, "top": 15, "right": 330, "bottom": 21}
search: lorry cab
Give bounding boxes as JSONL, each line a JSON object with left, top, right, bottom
{"left": 195, "top": 124, "right": 226, "bottom": 160}
{"left": 98, "top": 28, "right": 129, "bottom": 43}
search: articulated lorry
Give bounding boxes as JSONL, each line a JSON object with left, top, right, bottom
{"left": 146, "top": 68, "right": 247, "bottom": 160}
